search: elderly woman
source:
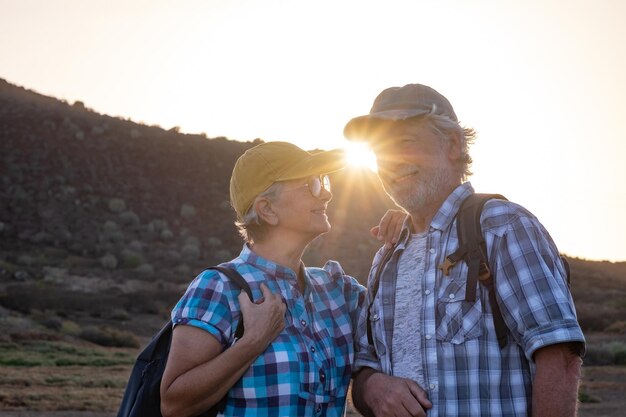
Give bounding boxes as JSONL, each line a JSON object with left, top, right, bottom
{"left": 160, "top": 141, "right": 399, "bottom": 417}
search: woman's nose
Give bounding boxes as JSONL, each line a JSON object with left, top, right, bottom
{"left": 320, "top": 187, "right": 332, "bottom": 202}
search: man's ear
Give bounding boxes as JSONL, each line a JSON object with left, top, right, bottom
{"left": 255, "top": 198, "right": 279, "bottom": 226}
{"left": 447, "top": 131, "right": 463, "bottom": 161}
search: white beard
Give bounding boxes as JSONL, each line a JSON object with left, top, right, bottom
{"left": 382, "top": 160, "right": 456, "bottom": 213}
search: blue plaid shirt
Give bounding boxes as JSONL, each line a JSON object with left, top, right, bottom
{"left": 354, "top": 182, "right": 585, "bottom": 417}
{"left": 172, "top": 244, "right": 366, "bottom": 416}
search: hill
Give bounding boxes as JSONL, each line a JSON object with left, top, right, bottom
{"left": 0, "top": 79, "right": 395, "bottom": 340}
{"left": 0, "top": 78, "right": 624, "bottom": 343}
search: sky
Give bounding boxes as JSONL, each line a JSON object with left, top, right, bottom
{"left": 1, "top": 0, "right": 625, "bottom": 262}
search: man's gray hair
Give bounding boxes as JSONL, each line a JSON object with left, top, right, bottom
{"left": 234, "top": 182, "right": 283, "bottom": 244}
{"left": 415, "top": 109, "right": 475, "bottom": 181}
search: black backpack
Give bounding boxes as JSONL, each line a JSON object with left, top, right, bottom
{"left": 117, "top": 266, "right": 252, "bottom": 417}
{"left": 367, "top": 193, "right": 570, "bottom": 349}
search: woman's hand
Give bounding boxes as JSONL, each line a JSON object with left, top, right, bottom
{"left": 370, "top": 209, "right": 407, "bottom": 249}
{"left": 237, "top": 283, "right": 286, "bottom": 353}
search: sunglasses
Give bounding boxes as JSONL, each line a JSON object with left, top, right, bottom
{"left": 283, "top": 175, "right": 331, "bottom": 198}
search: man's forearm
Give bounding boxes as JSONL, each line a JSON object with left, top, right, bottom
{"left": 352, "top": 368, "right": 377, "bottom": 417}
{"left": 532, "top": 343, "right": 583, "bottom": 417}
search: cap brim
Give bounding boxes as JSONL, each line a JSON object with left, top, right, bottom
{"left": 277, "top": 148, "right": 346, "bottom": 181}
{"left": 343, "top": 109, "right": 431, "bottom": 141}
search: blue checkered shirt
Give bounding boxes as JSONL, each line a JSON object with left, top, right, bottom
{"left": 172, "top": 244, "right": 366, "bottom": 416}
{"left": 354, "top": 182, "right": 585, "bottom": 417}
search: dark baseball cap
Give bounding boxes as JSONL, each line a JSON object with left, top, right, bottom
{"left": 343, "top": 83, "right": 457, "bottom": 141}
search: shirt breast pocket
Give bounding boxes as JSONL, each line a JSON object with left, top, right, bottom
{"left": 435, "top": 277, "right": 483, "bottom": 344}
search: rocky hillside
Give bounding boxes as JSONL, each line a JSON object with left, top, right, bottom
{"left": 0, "top": 78, "right": 624, "bottom": 345}
{"left": 0, "top": 79, "right": 394, "bottom": 341}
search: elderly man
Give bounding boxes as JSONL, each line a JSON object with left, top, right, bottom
{"left": 345, "top": 84, "right": 585, "bottom": 417}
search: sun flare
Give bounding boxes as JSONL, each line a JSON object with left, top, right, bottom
{"left": 343, "top": 142, "right": 378, "bottom": 172}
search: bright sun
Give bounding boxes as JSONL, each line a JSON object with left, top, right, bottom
{"left": 343, "top": 142, "right": 378, "bottom": 172}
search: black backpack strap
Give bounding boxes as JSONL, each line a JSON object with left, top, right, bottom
{"left": 201, "top": 266, "right": 253, "bottom": 417}
{"left": 439, "top": 193, "right": 509, "bottom": 348}
{"left": 205, "top": 266, "right": 253, "bottom": 341}
{"left": 367, "top": 246, "right": 395, "bottom": 347}
{"left": 136, "top": 319, "right": 174, "bottom": 362}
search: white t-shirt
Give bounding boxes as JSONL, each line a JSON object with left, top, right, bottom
{"left": 391, "top": 232, "right": 428, "bottom": 388}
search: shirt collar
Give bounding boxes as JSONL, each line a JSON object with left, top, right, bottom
{"left": 238, "top": 244, "right": 302, "bottom": 282}
{"left": 395, "top": 182, "right": 475, "bottom": 247}
{"left": 430, "top": 182, "right": 475, "bottom": 231}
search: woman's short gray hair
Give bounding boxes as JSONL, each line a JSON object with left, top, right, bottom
{"left": 234, "top": 182, "right": 283, "bottom": 244}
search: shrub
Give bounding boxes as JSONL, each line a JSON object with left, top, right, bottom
{"left": 151, "top": 219, "right": 168, "bottom": 232}
{"left": 214, "top": 249, "right": 232, "bottom": 261}
{"left": 136, "top": 263, "right": 155, "bottom": 277}
{"left": 119, "top": 210, "right": 140, "bottom": 226}
{"left": 104, "top": 308, "right": 130, "bottom": 321}
{"left": 128, "top": 240, "right": 144, "bottom": 252}
{"left": 180, "top": 204, "right": 196, "bottom": 219}
{"left": 163, "top": 249, "right": 181, "bottom": 264}
{"left": 206, "top": 237, "right": 222, "bottom": 247}
{"left": 17, "top": 255, "right": 35, "bottom": 267}
{"left": 605, "top": 320, "right": 626, "bottom": 334}
{"left": 584, "top": 341, "right": 626, "bottom": 365}
{"left": 608, "top": 341, "right": 626, "bottom": 365}
{"left": 60, "top": 320, "right": 81, "bottom": 336}
{"left": 100, "top": 253, "right": 118, "bottom": 269}
{"left": 176, "top": 264, "right": 191, "bottom": 277}
{"left": 184, "top": 236, "right": 201, "bottom": 247}
{"left": 0, "top": 357, "right": 42, "bottom": 367}
{"left": 108, "top": 198, "right": 126, "bottom": 213}
{"left": 578, "top": 391, "right": 601, "bottom": 403}
{"left": 584, "top": 345, "right": 613, "bottom": 366}
{"left": 1, "top": 284, "right": 126, "bottom": 318}
{"left": 79, "top": 325, "right": 139, "bottom": 348}
{"left": 103, "top": 220, "right": 118, "bottom": 232}
{"left": 181, "top": 244, "right": 201, "bottom": 260}
{"left": 38, "top": 317, "right": 63, "bottom": 331}
{"left": 0, "top": 259, "right": 17, "bottom": 273}
{"left": 219, "top": 200, "right": 232, "bottom": 211}
{"left": 160, "top": 229, "right": 174, "bottom": 241}
{"left": 121, "top": 250, "right": 144, "bottom": 268}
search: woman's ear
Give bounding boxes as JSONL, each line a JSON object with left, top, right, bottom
{"left": 255, "top": 198, "right": 279, "bottom": 226}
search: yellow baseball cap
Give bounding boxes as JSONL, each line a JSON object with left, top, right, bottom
{"left": 230, "top": 141, "right": 345, "bottom": 219}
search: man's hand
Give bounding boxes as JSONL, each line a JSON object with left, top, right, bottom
{"left": 352, "top": 369, "right": 432, "bottom": 417}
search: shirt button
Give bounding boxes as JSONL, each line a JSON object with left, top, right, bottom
{"left": 319, "top": 370, "right": 326, "bottom": 382}
{"left": 425, "top": 334, "right": 432, "bottom": 340}
{"left": 301, "top": 319, "right": 306, "bottom": 327}
{"left": 310, "top": 346, "right": 316, "bottom": 353}
{"left": 429, "top": 248, "right": 435, "bottom": 254}
{"left": 383, "top": 298, "right": 389, "bottom": 304}
{"left": 429, "top": 383, "right": 436, "bottom": 390}
{"left": 449, "top": 293, "right": 456, "bottom": 299}
{"left": 316, "top": 404, "right": 322, "bottom": 413}
{"left": 424, "top": 289, "right": 431, "bottom": 295}
{"left": 371, "top": 313, "right": 379, "bottom": 321}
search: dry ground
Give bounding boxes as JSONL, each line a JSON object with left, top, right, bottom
{"left": 0, "top": 365, "right": 624, "bottom": 417}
